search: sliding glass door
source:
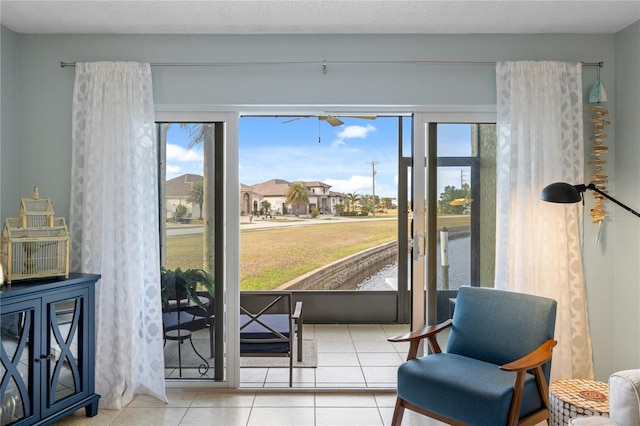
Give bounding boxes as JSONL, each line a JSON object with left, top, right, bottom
{"left": 412, "top": 112, "right": 496, "bottom": 333}
{"left": 156, "top": 110, "right": 239, "bottom": 387}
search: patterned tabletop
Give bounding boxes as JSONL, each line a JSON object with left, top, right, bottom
{"left": 549, "top": 379, "right": 610, "bottom": 425}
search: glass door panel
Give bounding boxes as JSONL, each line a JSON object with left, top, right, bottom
{"left": 1, "top": 307, "right": 35, "bottom": 424}
{"left": 414, "top": 115, "right": 496, "bottom": 331}
{"left": 49, "top": 299, "right": 79, "bottom": 402}
{"left": 159, "top": 121, "right": 226, "bottom": 383}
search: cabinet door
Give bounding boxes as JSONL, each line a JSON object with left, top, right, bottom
{"left": 0, "top": 299, "right": 40, "bottom": 425}
{"left": 40, "top": 287, "right": 90, "bottom": 418}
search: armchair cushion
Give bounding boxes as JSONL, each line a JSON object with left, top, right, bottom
{"left": 239, "top": 313, "right": 292, "bottom": 354}
{"left": 398, "top": 353, "right": 544, "bottom": 426}
{"left": 447, "top": 286, "right": 557, "bottom": 378}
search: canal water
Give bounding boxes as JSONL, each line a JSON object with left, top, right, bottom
{"left": 340, "top": 236, "right": 471, "bottom": 291}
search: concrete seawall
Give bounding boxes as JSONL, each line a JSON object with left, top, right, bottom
{"left": 277, "top": 241, "right": 398, "bottom": 290}
{"left": 275, "top": 225, "right": 470, "bottom": 291}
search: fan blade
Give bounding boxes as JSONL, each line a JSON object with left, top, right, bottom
{"left": 342, "top": 115, "right": 377, "bottom": 120}
{"left": 282, "top": 117, "right": 306, "bottom": 124}
{"left": 321, "top": 116, "right": 344, "bottom": 126}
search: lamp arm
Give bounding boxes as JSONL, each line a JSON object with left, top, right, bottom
{"left": 586, "top": 183, "right": 640, "bottom": 218}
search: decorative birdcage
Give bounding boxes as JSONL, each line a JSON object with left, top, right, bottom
{"left": 1, "top": 188, "right": 69, "bottom": 283}
{"left": 19, "top": 193, "right": 55, "bottom": 228}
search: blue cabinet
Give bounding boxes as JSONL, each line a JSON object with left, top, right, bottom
{"left": 0, "top": 274, "right": 100, "bottom": 425}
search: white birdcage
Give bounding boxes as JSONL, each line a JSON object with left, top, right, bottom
{"left": 1, "top": 188, "right": 69, "bottom": 283}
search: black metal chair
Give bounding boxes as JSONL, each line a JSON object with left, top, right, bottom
{"left": 239, "top": 291, "right": 303, "bottom": 387}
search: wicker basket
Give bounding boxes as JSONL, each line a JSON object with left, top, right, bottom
{"left": 1, "top": 189, "right": 69, "bottom": 283}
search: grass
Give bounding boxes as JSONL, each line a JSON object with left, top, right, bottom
{"left": 165, "top": 215, "right": 470, "bottom": 291}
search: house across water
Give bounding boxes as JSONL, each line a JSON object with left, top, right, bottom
{"left": 242, "top": 178, "right": 345, "bottom": 216}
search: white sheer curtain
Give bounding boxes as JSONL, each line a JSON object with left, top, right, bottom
{"left": 70, "top": 62, "right": 166, "bottom": 408}
{"left": 495, "top": 61, "right": 594, "bottom": 380}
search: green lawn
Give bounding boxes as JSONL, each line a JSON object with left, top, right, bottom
{"left": 165, "top": 216, "right": 470, "bottom": 290}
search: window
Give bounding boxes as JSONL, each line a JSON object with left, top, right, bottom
{"left": 415, "top": 120, "right": 496, "bottom": 324}
{"left": 436, "top": 124, "right": 496, "bottom": 291}
{"left": 157, "top": 122, "right": 224, "bottom": 382}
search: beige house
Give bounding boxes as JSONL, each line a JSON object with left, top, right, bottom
{"left": 165, "top": 173, "right": 203, "bottom": 220}
{"left": 240, "top": 183, "right": 261, "bottom": 216}
{"left": 241, "top": 178, "right": 344, "bottom": 216}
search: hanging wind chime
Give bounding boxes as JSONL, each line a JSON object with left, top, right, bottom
{"left": 588, "top": 64, "right": 609, "bottom": 243}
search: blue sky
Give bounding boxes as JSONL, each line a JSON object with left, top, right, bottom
{"left": 165, "top": 117, "right": 472, "bottom": 199}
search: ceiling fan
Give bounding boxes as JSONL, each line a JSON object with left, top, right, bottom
{"left": 282, "top": 115, "right": 377, "bottom": 127}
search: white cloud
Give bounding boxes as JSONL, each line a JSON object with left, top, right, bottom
{"left": 166, "top": 143, "right": 203, "bottom": 162}
{"left": 330, "top": 139, "right": 346, "bottom": 149}
{"left": 331, "top": 124, "right": 376, "bottom": 149}
{"left": 324, "top": 175, "right": 373, "bottom": 194}
{"left": 337, "top": 124, "right": 376, "bottom": 140}
{"left": 166, "top": 144, "right": 204, "bottom": 180}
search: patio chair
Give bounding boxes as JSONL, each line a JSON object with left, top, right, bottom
{"left": 163, "top": 290, "right": 214, "bottom": 376}
{"left": 163, "top": 291, "right": 214, "bottom": 356}
{"left": 240, "top": 291, "right": 303, "bottom": 387}
{"left": 389, "top": 285, "right": 557, "bottom": 426}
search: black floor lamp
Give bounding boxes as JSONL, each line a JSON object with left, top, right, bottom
{"left": 540, "top": 182, "right": 640, "bottom": 218}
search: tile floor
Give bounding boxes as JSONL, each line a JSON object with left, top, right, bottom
{"left": 53, "top": 323, "right": 547, "bottom": 425}
{"left": 55, "top": 390, "right": 448, "bottom": 425}
{"left": 57, "top": 324, "right": 452, "bottom": 425}
{"left": 240, "top": 323, "right": 418, "bottom": 388}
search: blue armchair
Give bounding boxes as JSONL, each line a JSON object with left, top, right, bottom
{"left": 389, "top": 286, "right": 557, "bottom": 426}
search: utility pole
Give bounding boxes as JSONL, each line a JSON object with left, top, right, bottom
{"left": 368, "top": 161, "right": 379, "bottom": 216}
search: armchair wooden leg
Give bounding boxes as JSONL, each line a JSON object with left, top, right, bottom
{"left": 391, "top": 397, "right": 405, "bottom": 426}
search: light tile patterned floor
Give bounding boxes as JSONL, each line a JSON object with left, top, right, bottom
{"left": 53, "top": 324, "right": 549, "bottom": 425}
{"left": 56, "top": 391, "right": 448, "bottom": 425}
{"left": 240, "top": 324, "right": 413, "bottom": 389}
{"left": 55, "top": 324, "right": 434, "bottom": 425}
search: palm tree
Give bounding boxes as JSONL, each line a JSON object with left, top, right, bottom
{"left": 345, "top": 192, "right": 361, "bottom": 213}
{"left": 180, "top": 123, "right": 215, "bottom": 272}
{"left": 285, "top": 182, "right": 309, "bottom": 217}
{"left": 381, "top": 197, "right": 394, "bottom": 210}
{"left": 188, "top": 181, "right": 204, "bottom": 220}
{"left": 260, "top": 200, "right": 272, "bottom": 215}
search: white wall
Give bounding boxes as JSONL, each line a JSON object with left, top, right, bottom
{"left": 2, "top": 28, "right": 636, "bottom": 380}
{"left": 612, "top": 20, "right": 640, "bottom": 372}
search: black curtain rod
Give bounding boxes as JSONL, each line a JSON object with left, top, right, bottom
{"left": 60, "top": 60, "right": 604, "bottom": 69}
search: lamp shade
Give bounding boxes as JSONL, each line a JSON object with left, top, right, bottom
{"left": 540, "top": 182, "right": 583, "bottom": 203}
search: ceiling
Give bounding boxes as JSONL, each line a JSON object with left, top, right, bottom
{"left": 1, "top": 1, "right": 639, "bottom": 35}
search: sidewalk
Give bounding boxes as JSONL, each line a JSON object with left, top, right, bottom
{"left": 239, "top": 215, "right": 397, "bottom": 231}
{"left": 165, "top": 215, "right": 398, "bottom": 236}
